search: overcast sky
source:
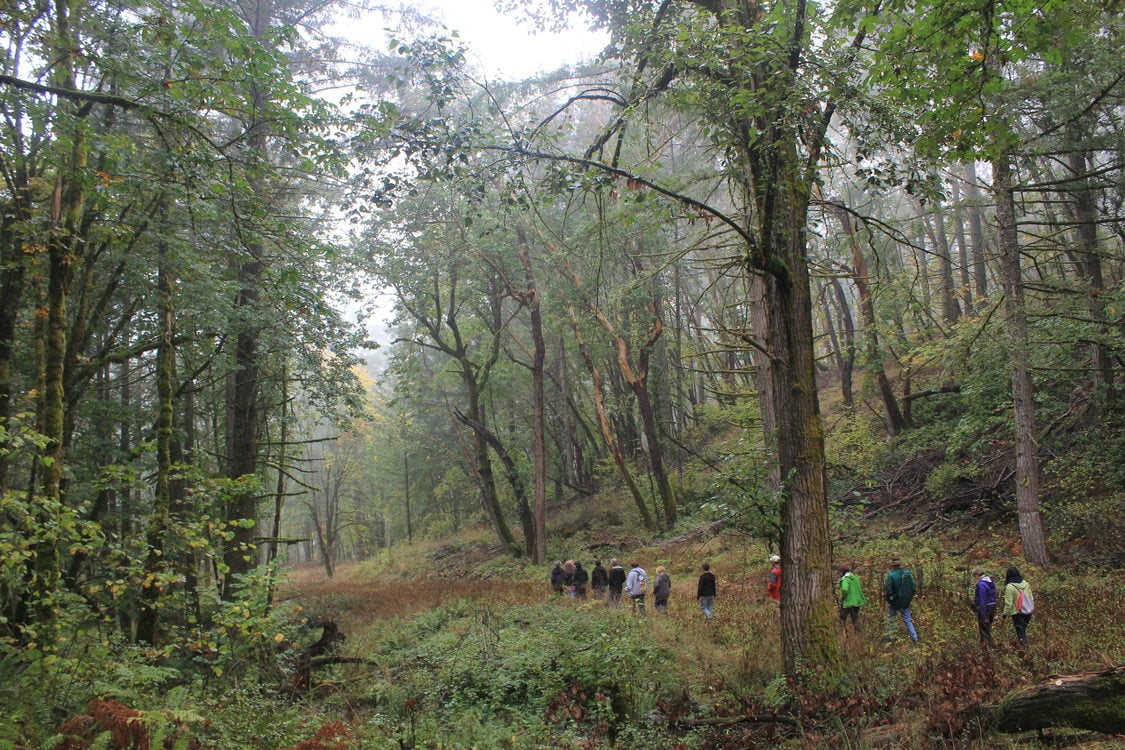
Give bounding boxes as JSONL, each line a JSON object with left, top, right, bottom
{"left": 356, "top": 1, "right": 608, "bottom": 80}
{"left": 332, "top": 2, "right": 609, "bottom": 350}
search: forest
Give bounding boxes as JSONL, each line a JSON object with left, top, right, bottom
{"left": 1, "top": 0, "right": 1122, "bottom": 748}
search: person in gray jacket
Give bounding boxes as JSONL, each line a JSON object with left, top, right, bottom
{"left": 624, "top": 562, "right": 648, "bottom": 613}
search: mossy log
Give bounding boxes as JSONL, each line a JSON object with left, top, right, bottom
{"left": 979, "top": 666, "right": 1125, "bottom": 734}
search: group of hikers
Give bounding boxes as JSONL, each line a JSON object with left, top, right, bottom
{"left": 549, "top": 558, "right": 679, "bottom": 613}
{"left": 550, "top": 555, "right": 1036, "bottom": 646}
{"left": 848, "top": 557, "right": 1035, "bottom": 647}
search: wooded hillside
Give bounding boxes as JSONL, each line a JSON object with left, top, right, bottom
{"left": 0, "top": 0, "right": 1121, "bottom": 747}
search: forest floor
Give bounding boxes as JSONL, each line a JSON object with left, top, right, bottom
{"left": 277, "top": 523, "right": 1125, "bottom": 750}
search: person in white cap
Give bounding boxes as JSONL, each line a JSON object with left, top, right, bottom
{"left": 767, "top": 554, "right": 782, "bottom": 602}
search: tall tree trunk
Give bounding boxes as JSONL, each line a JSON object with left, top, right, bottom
{"left": 569, "top": 309, "right": 657, "bottom": 530}
{"left": 674, "top": 0, "right": 843, "bottom": 678}
{"left": 223, "top": 0, "right": 272, "bottom": 598}
{"left": 993, "top": 156, "right": 1050, "bottom": 566}
{"left": 749, "top": 206, "right": 839, "bottom": 677}
{"left": 828, "top": 278, "right": 856, "bottom": 408}
{"left": 964, "top": 162, "right": 989, "bottom": 303}
{"left": 950, "top": 178, "right": 975, "bottom": 315}
{"left": 829, "top": 203, "right": 905, "bottom": 435}
{"left": 516, "top": 228, "right": 548, "bottom": 563}
{"left": 1066, "top": 148, "right": 1114, "bottom": 404}
{"left": 137, "top": 222, "right": 175, "bottom": 644}
{"left": 32, "top": 0, "right": 88, "bottom": 631}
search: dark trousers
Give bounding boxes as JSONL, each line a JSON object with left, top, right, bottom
{"left": 977, "top": 604, "right": 996, "bottom": 647}
{"left": 1012, "top": 612, "right": 1031, "bottom": 644}
{"left": 839, "top": 606, "right": 861, "bottom": 632}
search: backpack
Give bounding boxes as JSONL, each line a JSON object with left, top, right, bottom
{"left": 638, "top": 572, "right": 647, "bottom": 592}
{"left": 1016, "top": 589, "right": 1035, "bottom": 615}
{"left": 894, "top": 569, "right": 916, "bottom": 607}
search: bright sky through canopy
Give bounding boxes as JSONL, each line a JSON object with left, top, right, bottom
{"left": 392, "top": 0, "right": 607, "bottom": 79}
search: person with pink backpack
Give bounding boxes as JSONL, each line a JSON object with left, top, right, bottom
{"left": 1002, "top": 566, "right": 1035, "bottom": 645}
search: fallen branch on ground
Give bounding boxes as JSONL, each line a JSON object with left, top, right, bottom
{"left": 673, "top": 713, "right": 799, "bottom": 728}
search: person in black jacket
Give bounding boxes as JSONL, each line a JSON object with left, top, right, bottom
{"left": 573, "top": 561, "right": 589, "bottom": 599}
{"left": 549, "top": 561, "right": 567, "bottom": 596}
{"left": 653, "top": 566, "right": 672, "bottom": 612}
{"left": 606, "top": 558, "right": 626, "bottom": 608}
{"left": 590, "top": 560, "right": 608, "bottom": 601}
{"left": 697, "top": 562, "right": 717, "bottom": 619}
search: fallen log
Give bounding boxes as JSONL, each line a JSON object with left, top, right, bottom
{"left": 975, "top": 665, "right": 1125, "bottom": 734}
{"left": 662, "top": 520, "right": 726, "bottom": 546}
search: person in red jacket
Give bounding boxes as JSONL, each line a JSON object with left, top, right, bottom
{"left": 767, "top": 555, "right": 781, "bottom": 602}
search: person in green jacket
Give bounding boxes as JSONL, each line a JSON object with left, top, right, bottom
{"left": 1001, "top": 566, "right": 1034, "bottom": 645}
{"left": 884, "top": 558, "right": 919, "bottom": 642}
{"left": 837, "top": 564, "right": 868, "bottom": 633}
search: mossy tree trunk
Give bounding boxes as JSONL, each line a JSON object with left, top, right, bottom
{"left": 32, "top": 0, "right": 88, "bottom": 632}
{"left": 748, "top": 172, "right": 840, "bottom": 677}
{"left": 685, "top": 0, "right": 844, "bottom": 678}
{"left": 136, "top": 203, "right": 175, "bottom": 644}
{"left": 222, "top": 0, "right": 274, "bottom": 599}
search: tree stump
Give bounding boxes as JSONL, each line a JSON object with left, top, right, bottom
{"left": 291, "top": 620, "right": 345, "bottom": 697}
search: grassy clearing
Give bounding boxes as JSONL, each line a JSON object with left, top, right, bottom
{"left": 276, "top": 527, "right": 1123, "bottom": 750}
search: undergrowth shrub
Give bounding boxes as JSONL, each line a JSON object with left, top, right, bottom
{"left": 53, "top": 697, "right": 202, "bottom": 750}
{"left": 341, "top": 600, "right": 684, "bottom": 748}
{"left": 825, "top": 410, "right": 889, "bottom": 479}
{"left": 0, "top": 605, "right": 181, "bottom": 746}
{"left": 189, "top": 689, "right": 309, "bottom": 750}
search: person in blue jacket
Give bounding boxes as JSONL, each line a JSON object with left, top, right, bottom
{"left": 969, "top": 566, "right": 997, "bottom": 648}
